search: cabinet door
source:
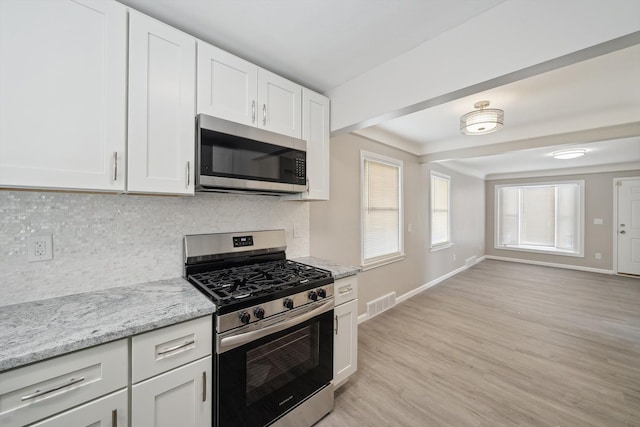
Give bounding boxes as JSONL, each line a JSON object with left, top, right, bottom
{"left": 257, "top": 69, "right": 302, "bottom": 138}
{"left": 131, "top": 356, "right": 212, "bottom": 427}
{"left": 197, "top": 41, "right": 258, "bottom": 126}
{"left": 334, "top": 299, "right": 358, "bottom": 387}
{"left": 301, "top": 88, "right": 330, "bottom": 200}
{"left": 30, "top": 389, "right": 128, "bottom": 427}
{"left": 128, "top": 12, "right": 196, "bottom": 195}
{"left": 0, "top": 0, "right": 127, "bottom": 192}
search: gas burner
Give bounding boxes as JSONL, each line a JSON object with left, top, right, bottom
{"left": 187, "top": 259, "right": 333, "bottom": 309}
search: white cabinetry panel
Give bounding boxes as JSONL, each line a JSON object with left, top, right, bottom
{"left": 127, "top": 12, "right": 195, "bottom": 195}
{"left": 131, "top": 356, "right": 212, "bottom": 427}
{"left": 30, "top": 389, "right": 128, "bottom": 427}
{"left": 0, "top": 0, "right": 127, "bottom": 191}
{"left": 0, "top": 339, "right": 128, "bottom": 427}
{"left": 197, "top": 42, "right": 258, "bottom": 126}
{"left": 258, "top": 69, "right": 302, "bottom": 138}
{"left": 334, "top": 298, "right": 358, "bottom": 386}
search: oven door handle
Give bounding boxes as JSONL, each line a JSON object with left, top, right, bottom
{"left": 218, "top": 301, "right": 333, "bottom": 353}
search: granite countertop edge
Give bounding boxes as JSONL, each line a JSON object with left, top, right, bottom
{"left": 293, "top": 256, "right": 361, "bottom": 279}
{"left": 0, "top": 277, "right": 215, "bottom": 372}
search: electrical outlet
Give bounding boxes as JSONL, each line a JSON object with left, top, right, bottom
{"left": 595, "top": 252, "right": 602, "bottom": 260}
{"left": 28, "top": 234, "right": 53, "bottom": 262}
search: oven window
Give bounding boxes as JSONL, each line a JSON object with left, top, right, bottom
{"left": 245, "top": 323, "right": 319, "bottom": 406}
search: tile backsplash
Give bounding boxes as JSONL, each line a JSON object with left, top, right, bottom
{"left": 0, "top": 191, "right": 309, "bottom": 306}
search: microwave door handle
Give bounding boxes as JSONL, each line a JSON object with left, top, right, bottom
{"left": 219, "top": 300, "right": 333, "bottom": 352}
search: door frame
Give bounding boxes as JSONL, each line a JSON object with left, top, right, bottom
{"left": 612, "top": 176, "right": 640, "bottom": 275}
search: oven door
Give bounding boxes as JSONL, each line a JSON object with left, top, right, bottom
{"left": 215, "top": 302, "right": 334, "bottom": 427}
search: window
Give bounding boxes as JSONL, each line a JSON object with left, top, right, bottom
{"left": 361, "top": 151, "right": 403, "bottom": 267}
{"left": 495, "top": 181, "right": 584, "bottom": 256}
{"left": 430, "top": 172, "right": 451, "bottom": 249}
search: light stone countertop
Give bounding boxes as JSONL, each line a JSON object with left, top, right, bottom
{"left": 294, "top": 256, "right": 360, "bottom": 280}
{"left": 0, "top": 278, "right": 215, "bottom": 372}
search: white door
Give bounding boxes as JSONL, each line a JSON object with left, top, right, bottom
{"left": 30, "top": 390, "right": 128, "bottom": 427}
{"left": 302, "top": 88, "right": 330, "bottom": 200}
{"left": 131, "top": 356, "right": 211, "bottom": 427}
{"left": 128, "top": 12, "right": 196, "bottom": 195}
{"left": 617, "top": 177, "right": 640, "bottom": 276}
{"left": 197, "top": 42, "right": 258, "bottom": 126}
{"left": 333, "top": 299, "right": 358, "bottom": 386}
{"left": 257, "top": 69, "right": 302, "bottom": 138}
{"left": 0, "top": 0, "right": 127, "bottom": 192}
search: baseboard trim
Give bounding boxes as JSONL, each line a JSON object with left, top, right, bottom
{"left": 485, "top": 255, "right": 614, "bottom": 275}
{"left": 357, "top": 255, "right": 485, "bottom": 324}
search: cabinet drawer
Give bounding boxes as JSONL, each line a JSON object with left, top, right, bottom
{"left": 0, "top": 339, "right": 127, "bottom": 427}
{"left": 334, "top": 276, "right": 358, "bottom": 306}
{"left": 30, "top": 389, "right": 128, "bottom": 427}
{"left": 131, "top": 316, "right": 212, "bottom": 383}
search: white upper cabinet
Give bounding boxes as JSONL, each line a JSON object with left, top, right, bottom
{"left": 197, "top": 43, "right": 258, "bottom": 126}
{"left": 0, "top": 0, "right": 127, "bottom": 192}
{"left": 127, "top": 12, "right": 196, "bottom": 195}
{"left": 197, "top": 41, "right": 302, "bottom": 138}
{"left": 257, "top": 69, "right": 302, "bottom": 138}
{"left": 296, "top": 88, "right": 330, "bottom": 200}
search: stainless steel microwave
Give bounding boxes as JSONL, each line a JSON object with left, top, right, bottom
{"left": 196, "top": 114, "right": 307, "bottom": 194}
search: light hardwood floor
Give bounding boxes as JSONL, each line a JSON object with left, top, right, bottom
{"left": 317, "top": 260, "right": 640, "bottom": 426}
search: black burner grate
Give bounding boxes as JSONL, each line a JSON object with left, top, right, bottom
{"left": 188, "top": 260, "right": 331, "bottom": 305}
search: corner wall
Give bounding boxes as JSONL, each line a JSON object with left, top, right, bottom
{"left": 310, "top": 133, "right": 485, "bottom": 316}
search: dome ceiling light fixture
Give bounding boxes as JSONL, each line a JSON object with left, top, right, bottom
{"left": 460, "top": 100, "right": 504, "bottom": 135}
{"left": 552, "top": 148, "right": 587, "bottom": 159}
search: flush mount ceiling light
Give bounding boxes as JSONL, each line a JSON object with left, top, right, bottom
{"left": 552, "top": 148, "right": 587, "bottom": 159}
{"left": 460, "top": 100, "right": 504, "bottom": 135}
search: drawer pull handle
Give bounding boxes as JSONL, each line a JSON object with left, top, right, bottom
{"left": 339, "top": 286, "right": 353, "bottom": 294}
{"left": 157, "top": 339, "right": 195, "bottom": 355}
{"left": 202, "top": 371, "right": 207, "bottom": 402}
{"left": 21, "top": 376, "right": 85, "bottom": 401}
{"left": 112, "top": 409, "right": 117, "bottom": 427}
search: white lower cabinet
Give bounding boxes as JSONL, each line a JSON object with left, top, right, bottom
{"left": 131, "top": 356, "right": 211, "bottom": 427}
{"left": 0, "top": 339, "right": 128, "bottom": 427}
{"left": 130, "top": 316, "right": 213, "bottom": 427}
{"left": 30, "top": 389, "right": 128, "bottom": 427}
{"left": 333, "top": 276, "right": 358, "bottom": 388}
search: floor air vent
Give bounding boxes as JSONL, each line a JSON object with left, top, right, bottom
{"left": 366, "top": 292, "right": 396, "bottom": 318}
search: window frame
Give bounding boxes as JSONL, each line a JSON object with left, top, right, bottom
{"left": 430, "top": 171, "right": 452, "bottom": 251}
{"left": 494, "top": 180, "right": 585, "bottom": 257}
{"left": 360, "top": 150, "right": 404, "bottom": 270}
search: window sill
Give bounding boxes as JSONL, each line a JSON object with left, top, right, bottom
{"left": 361, "top": 254, "right": 405, "bottom": 271}
{"left": 430, "top": 242, "right": 453, "bottom": 252}
{"left": 495, "top": 245, "right": 583, "bottom": 258}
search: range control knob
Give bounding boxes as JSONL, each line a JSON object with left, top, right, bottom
{"left": 308, "top": 290, "right": 318, "bottom": 301}
{"left": 239, "top": 311, "right": 251, "bottom": 325}
{"left": 283, "top": 298, "right": 294, "bottom": 310}
{"left": 254, "top": 306, "right": 265, "bottom": 319}
{"left": 317, "top": 288, "right": 327, "bottom": 298}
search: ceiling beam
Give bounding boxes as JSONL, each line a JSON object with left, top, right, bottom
{"left": 419, "top": 122, "right": 640, "bottom": 163}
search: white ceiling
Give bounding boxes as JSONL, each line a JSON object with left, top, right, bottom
{"left": 118, "top": 0, "right": 640, "bottom": 179}
{"left": 118, "top": 0, "right": 505, "bottom": 92}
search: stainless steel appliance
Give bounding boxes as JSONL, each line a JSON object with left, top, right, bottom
{"left": 183, "top": 230, "right": 334, "bottom": 427}
{"left": 196, "top": 114, "right": 307, "bottom": 194}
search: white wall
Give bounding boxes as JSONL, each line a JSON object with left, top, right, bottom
{"left": 0, "top": 191, "right": 309, "bottom": 306}
{"left": 310, "top": 133, "right": 485, "bottom": 316}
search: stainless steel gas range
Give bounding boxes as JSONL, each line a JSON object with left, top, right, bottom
{"left": 183, "top": 229, "right": 334, "bottom": 427}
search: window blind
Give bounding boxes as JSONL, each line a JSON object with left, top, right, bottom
{"left": 362, "top": 156, "right": 401, "bottom": 263}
